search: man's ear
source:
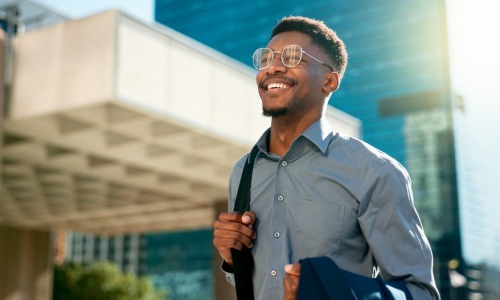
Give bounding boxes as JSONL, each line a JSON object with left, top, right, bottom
{"left": 323, "top": 72, "right": 339, "bottom": 92}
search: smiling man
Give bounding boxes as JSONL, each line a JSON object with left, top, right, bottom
{"left": 213, "top": 16, "right": 440, "bottom": 300}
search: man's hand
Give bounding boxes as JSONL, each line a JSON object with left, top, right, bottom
{"left": 213, "top": 211, "right": 256, "bottom": 266}
{"left": 283, "top": 263, "right": 301, "bottom": 300}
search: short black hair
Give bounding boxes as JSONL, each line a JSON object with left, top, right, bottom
{"left": 271, "top": 16, "right": 348, "bottom": 80}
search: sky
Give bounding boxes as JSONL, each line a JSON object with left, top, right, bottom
{"left": 33, "top": 0, "right": 154, "bottom": 23}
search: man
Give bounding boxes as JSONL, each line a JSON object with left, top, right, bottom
{"left": 213, "top": 16, "right": 439, "bottom": 300}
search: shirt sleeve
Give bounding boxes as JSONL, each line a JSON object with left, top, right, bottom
{"left": 357, "top": 160, "right": 440, "bottom": 300}
{"left": 222, "top": 156, "right": 246, "bottom": 286}
{"left": 221, "top": 260, "right": 236, "bottom": 286}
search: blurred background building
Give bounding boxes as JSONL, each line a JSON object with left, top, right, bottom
{"left": 1, "top": 0, "right": 499, "bottom": 299}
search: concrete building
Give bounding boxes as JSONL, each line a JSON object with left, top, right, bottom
{"left": 0, "top": 1, "right": 360, "bottom": 299}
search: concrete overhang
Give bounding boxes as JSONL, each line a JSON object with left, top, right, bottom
{"left": 0, "top": 0, "right": 69, "bottom": 31}
{"left": 0, "top": 10, "right": 360, "bottom": 234}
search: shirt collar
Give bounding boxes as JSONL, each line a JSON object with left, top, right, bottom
{"left": 255, "top": 117, "right": 334, "bottom": 156}
{"left": 301, "top": 118, "right": 334, "bottom": 154}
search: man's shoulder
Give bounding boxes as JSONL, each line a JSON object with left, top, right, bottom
{"left": 229, "top": 148, "right": 255, "bottom": 183}
{"left": 231, "top": 153, "right": 248, "bottom": 173}
{"left": 330, "top": 132, "right": 407, "bottom": 174}
{"left": 330, "top": 132, "right": 384, "bottom": 158}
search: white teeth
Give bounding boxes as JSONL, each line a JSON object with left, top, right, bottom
{"left": 267, "top": 83, "right": 290, "bottom": 90}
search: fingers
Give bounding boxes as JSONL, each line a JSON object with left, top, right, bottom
{"left": 284, "top": 263, "right": 301, "bottom": 276}
{"left": 214, "top": 225, "right": 255, "bottom": 248}
{"left": 219, "top": 211, "right": 256, "bottom": 225}
{"left": 215, "top": 212, "right": 256, "bottom": 239}
{"left": 241, "top": 211, "right": 255, "bottom": 229}
{"left": 242, "top": 215, "right": 251, "bottom": 225}
{"left": 213, "top": 211, "right": 257, "bottom": 264}
{"left": 283, "top": 263, "right": 301, "bottom": 300}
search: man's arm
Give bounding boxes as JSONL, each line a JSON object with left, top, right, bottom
{"left": 214, "top": 156, "right": 253, "bottom": 285}
{"left": 357, "top": 160, "right": 440, "bottom": 299}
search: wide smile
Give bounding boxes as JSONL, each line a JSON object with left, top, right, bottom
{"left": 261, "top": 77, "right": 296, "bottom": 92}
{"left": 267, "top": 82, "right": 291, "bottom": 90}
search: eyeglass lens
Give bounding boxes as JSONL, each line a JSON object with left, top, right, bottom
{"left": 253, "top": 45, "right": 303, "bottom": 70}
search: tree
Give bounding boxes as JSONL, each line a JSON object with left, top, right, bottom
{"left": 53, "top": 262, "right": 167, "bottom": 300}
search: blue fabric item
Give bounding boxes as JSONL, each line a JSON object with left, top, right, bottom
{"left": 297, "top": 257, "right": 413, "bottom": 300}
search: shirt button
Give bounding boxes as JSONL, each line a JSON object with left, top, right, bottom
{"left": 274, "top": 232, "right": 280, "bottom": 238}
{"left": 271, "top": 269, "right": 277, "bottom": 276}
{"left": 281, "top": 161, "right": 288, "bottom": 167}
{"left": 277, "top": 195, "right": 284, "bottom": 202}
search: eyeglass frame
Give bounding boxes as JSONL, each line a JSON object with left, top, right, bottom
{"left": 252, "top": 44, "right": 335, "bottom": 72}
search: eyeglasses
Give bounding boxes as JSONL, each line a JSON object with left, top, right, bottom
{"left": 252, "top": 44, "right": 334, "bottom": 72}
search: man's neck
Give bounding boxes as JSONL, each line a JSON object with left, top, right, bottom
{"left": 268, "top": 112, "right": 321, "bottom": 157}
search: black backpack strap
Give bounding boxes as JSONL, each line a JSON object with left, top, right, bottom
{"left": 231, "top": 145, "right": 259, "bottom": 300}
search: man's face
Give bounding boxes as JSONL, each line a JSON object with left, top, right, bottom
{"left": 256, "top": 31, "right": 332, "bottom": 117}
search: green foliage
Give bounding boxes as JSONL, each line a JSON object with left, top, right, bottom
{"left": 53, "top": 262, "right": 167, "bottom": 300}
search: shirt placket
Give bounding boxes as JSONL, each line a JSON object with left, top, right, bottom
{"left": 266, "top": 157, "right": 289, "bottom": 299}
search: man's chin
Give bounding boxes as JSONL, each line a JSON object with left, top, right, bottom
{"left": 262, "top": 107, "right": 288, "bottom": 117}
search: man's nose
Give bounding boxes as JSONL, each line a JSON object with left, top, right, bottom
{"left": 266, "top": 54, "right": 287, "bottom": 74}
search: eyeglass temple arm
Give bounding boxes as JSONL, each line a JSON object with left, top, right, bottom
{"left": 302, "top": 51, "right": 334, "bottom": 72}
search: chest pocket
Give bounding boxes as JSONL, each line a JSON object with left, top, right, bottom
{"left": 297, "top": 199, "right": 345, "bottom": 257}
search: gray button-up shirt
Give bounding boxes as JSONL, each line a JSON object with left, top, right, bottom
{"left": 225, "top": 118, "right": 439, "bottom": 300}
